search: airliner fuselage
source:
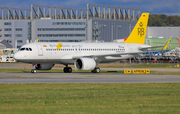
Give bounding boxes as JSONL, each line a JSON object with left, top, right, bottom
{"left": 14, "top": 42, "right": 150, "bottom": 64}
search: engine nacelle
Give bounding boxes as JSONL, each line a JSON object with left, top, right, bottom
{"left": 74, "top": 58, "right": 96, "bottom": 70}
{"left": 34, "top": 64, "right": 55, "bottom": 70}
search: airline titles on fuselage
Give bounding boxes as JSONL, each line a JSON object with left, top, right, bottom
{"left": 45, "top": 44, "right": 125, "bottom": 52}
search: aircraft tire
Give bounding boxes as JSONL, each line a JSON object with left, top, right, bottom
{"left": 91, "top": 67, "right": 100, "bottom": 73}
{"left": 63, "top": 67, "right": 72, "bottom": 73}
{"left": 31, "top": 69, "right": 36, "bottom": 73}
{"left": 63, "top": 67, "right": 68, "bottom": 73}
{"left": 67, "top": 67, "right": 72, "bottom": 73}
{"left": 95, "top": 67, "right": 100, "bottom": 73}
{"left": 91, "top": 70, "right": 95, "bottom": 73}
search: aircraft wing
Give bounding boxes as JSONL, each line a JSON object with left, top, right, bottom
{"left": 72, "top": 51, "right": 144, "bottom": 59}
{"left": 139, "top": 46, "right": 164, "bottom": 50}
{"left": 140, "top": 38, "right": 171, "bottom": 50}
{"left": 139, "top": 38, "right": 171, "bottom": 51}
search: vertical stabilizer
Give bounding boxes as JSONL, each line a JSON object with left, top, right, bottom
{"left": 123, "top": 13, "right": 149, "bottom": 44}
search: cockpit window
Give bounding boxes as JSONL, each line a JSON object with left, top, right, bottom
{"left": 19, "top": 47, "right": 32, "bottom": 51}
{"left": 20, "top": 48, "right": 25, "bottom": 51}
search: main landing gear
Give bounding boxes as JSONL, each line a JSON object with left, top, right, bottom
{"left": 91, "top": 67, "right": 100, "bottom": 73}
{"left": 63, "top": 66, "right": 72, "bottom": 73}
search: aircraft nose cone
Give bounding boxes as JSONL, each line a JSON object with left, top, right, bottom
{"left": 13, "top": 53, "right": 20, "bottom": 60}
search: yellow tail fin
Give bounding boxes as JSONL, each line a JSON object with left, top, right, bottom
{"left": 123, "top": 13, "right": 149, "bottom": 44}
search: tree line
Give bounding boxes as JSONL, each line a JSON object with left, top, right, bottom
{"left": 148, "top": 14, "right": 180, "bottom": 26}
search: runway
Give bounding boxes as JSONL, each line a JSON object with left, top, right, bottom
{"left": 0, "top": 72, "right": 180, "bottom": 83}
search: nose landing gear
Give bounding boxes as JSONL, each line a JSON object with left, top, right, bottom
{"left": 91, "top": 67, "right": 100, "bottom": 73}
{"left": 31, "top": 69, "right": 36, "bottom": 73}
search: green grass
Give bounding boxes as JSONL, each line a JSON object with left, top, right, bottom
{"left": 0, "top": 83, "right": 180, "bottom": 113}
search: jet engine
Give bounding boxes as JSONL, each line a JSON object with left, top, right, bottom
{"left": 34, "top": 64, "right": 55, "bottom": 70}
{"left": 74, "top": 58, "right": 96, "bottom": 70}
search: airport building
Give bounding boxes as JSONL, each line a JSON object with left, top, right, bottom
{"left": 147, "top": 26, "right": 180, "bottom": 39}
{"left": 0, "top": 4, "right": 140, "bottom": 48}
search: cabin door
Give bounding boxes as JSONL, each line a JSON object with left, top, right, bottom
{"left": 37, "top": 44, "right": 43, "bottom": 56}
{"left": 128, "top": 45, "right": 132, "bottom": 52}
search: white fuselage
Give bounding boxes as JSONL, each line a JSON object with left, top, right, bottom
{"left": 14, "top": 42, "right": 151, "bottom": 64}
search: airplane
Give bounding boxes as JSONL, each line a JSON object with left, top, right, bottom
{"left": 14, "top": 12, "right": 154, "bottom": 73}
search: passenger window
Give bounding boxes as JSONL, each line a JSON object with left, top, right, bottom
{"left": 26, "top": 48, "right": 29, "bottom": 51}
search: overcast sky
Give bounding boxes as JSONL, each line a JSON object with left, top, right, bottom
{"left": 1, "top": 0, "right": 180, "bottom": 15}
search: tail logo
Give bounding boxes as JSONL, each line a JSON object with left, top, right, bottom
{"left": 123, "top": 13, "right": 149, "bottom": 44}
{"left": 138, "top": 22, "right": 144, "bottom": 37}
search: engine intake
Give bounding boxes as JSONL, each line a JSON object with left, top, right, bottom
{"left": 75, "top": 58, "right": 96, "bottom": 70}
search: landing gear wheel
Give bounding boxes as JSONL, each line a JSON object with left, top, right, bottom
{"left": 91, "top": 70, "right": 95, "bottom": 73}
{"left": 95, "top": 67, "right": 100, "bottom": 73}
{"left": 67, "top": 67, "right": 72, "bottom": 73}
{"left": 91, "top": 67, "right": 100, "bottom": 73}
{"left": 63, "top": 67, "right": 72, "bottom": 73}
{"left": 63, "top": 67, "right": 67, "bottom": 73}
{"left": 31, "top": 69, "right": 36, "bottom": 73}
